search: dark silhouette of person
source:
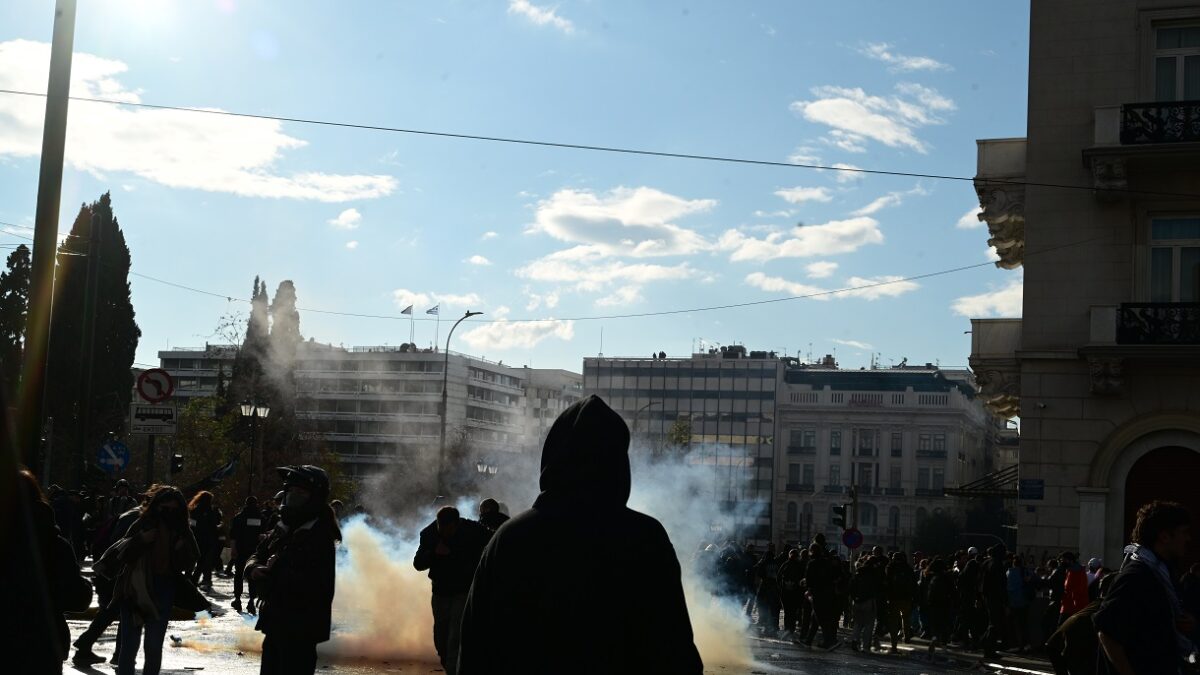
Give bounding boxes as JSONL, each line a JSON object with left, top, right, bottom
{"left": 477, "top": 498, "right": 509, "bottom": 533}
{"left": 456, "top": 395, "right": 702, "bottom": 674}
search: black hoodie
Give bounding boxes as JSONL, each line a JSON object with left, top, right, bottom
{"left": 456, "top": 395, "right": 703, "bottom": 675}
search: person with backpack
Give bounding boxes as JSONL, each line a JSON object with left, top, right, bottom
{"left": 73, "top": 499, "right": 141, "bottom": 666}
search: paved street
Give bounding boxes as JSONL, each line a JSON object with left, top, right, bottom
{"left": 65, "top": 570, "right": 1046, "bottom": 675}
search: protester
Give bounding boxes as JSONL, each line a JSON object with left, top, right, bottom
{"left": 1006, "top": 552, "right": 1032, "bottom": 654}
{"left": 849, "top": 555, "right": 883, "bottom": 652}
{"left": 979, "top": 543, "right": 1009, "bottom": 660}
{"left": 754, "top": 543, "right": 783, "bottom": 635}
{"left": 778, "top": 549, "right": 806, "bottom": 639}
{"left": 1045, "top": 574, "right": 1113, "bottom": 675}
{"left": 246, "top": 465, "right": 341, "bottom": 675}
{"left": 188, "top": 490, "right": 222, "bottom": 589}
{"left": 229, "top": 496, "right": 266, "bottom": 615}
{"left": 73, "top": 499, "right": 141, "bottom": 666}
{"left": 1059, "top": 552, "right": 1090, "bottom": 623}
{"left": 456, "top": 395, "right": 703, "bottom": 674}
{"left": 884, "top": 551, "right": 915, "bottom": 648}
{"left": 803, "top": 542, "right": 842, "bottom": 650}
{"left": 477, "top": 497, "right": 509, "bottom": 532}
{"left": 1096, "top": 501, "right": 1196, "bottom": 675}
{"left": 414, "top": 505, "right": 491, "bottom": 675}
{"left": 954, "top": 555, "right": 982, "bottom": 647}
{"left": 925, "top": 557, "right": 956, "bottom": 661}
{"left": 96, "top": 484, "right": 198, "bottom": 675}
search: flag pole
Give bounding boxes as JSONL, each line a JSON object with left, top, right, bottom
{"left": 435, "top": 312, "right": 440, "bottom": 351}
{"left": 409, "top": 311, "right": 414, "bottom": 344}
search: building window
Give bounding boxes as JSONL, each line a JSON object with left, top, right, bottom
{"left": 786, "top": 502, "right": 798, "bottom": 525}
{"left": 918, "top": 468, "right": 931, "bottom": 490}
{"left": 918, "top": 434, "right": 932, "bottom": 451}
{"left": 803, "top": 502, "right": 813, "bottom": 527}
{"left": 889, "top": 464, "right": 902, "bottom": 489}
{"left": 1155, "top": 25, "right": 1200, "bottom": 100}
{"left": 889, "top": 506, "right": 900, "bottom": 531}
{"left": 858, "top": 503, "right": 878, "bottom": 528}
{"left": 829, "top": 465, "right": 841, "bottom": 486}
{"left": 802, "top": 464, "right": 815, "bottom": 486}
{"left": 1149, "top": 217, "right": 1200, "bottom": 302}
{"left": 857, "top": 464, "right": 873, "bottom": 488}
{"left": 932, "top": 468, "right": 945, "bottom": 491}
{"left": 830, "top": 430, "right": 842, "bottom": 455}
{"left": 788, "top": 463, "right": 800, "bottom": 484}
{"left": 933, "top": 434, "right": 946, "bottom": 452}
{"left": 856, "top": 429, "right": 876, "bottom": 457}
{"left": 890, "top": 432, "right": 903, "bottom": 457}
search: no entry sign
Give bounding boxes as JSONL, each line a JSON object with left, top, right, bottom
{"left": 842, "top": 527, "right": 864, "bottom": 550}
{"left": 137, "top": 368, "right": 174, "bottom": 404}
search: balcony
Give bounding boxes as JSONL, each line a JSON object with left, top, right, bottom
{"left": 1117, "top": 303, "right": 1200, "bottom": 345}
{"left": 822, "top": 485, "right": 844, "bottom": 494}
{"left": 885, "top": 487, "right": 906, "bottom": 496}
{"left": 973, "top": 137, "right": 1026, "bottom": 269}
{"left": 786, "top": 445, "right": 817, "bottom": 456}
{"left": 785, "top": 483, "right": 816, "bottom": 494}
{"left": 916, "top": 449, "right": 948, "bottom": 460}
{"left": 914, "top": 488, "right": 946, "bottom": 498}
{"left": 1083, "top": 304, "right": 1200, "bottom": 394}
{"left": 1120, "top": 101, "right": 1200, "bottom": 145}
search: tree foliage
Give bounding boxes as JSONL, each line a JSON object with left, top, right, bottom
{"left": 0, "top": 244, "right": 31, "bottom": 399}
{"left": 45, "top": 194, "right": 140, "bottom": 483}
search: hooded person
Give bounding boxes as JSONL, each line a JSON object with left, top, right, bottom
{"left": 456, "top": 395, "right": 703, "bottom": 675}
{"left": 477, "top": 498, "right": 509, "bottom": 533}
{"left": 246, "top": 466, "right": 341, "bottom": 675}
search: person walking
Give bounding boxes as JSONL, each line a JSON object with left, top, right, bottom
{"left": 477, "top": 498, "right": 509, "bottom": 532}
{"left": 1096, "top": 501, "right": 1196, "bottom": 675}
{"left": 98, "top": 485, "right": 198, "bottom": 675}
{"left": 778, "top": 549, "right": 806, "bottom": 639}
{"left": 1059, "top": 552, "right": 1090, "bottom": 624}
{"left": 1006, "top": 553, "right": 1033, "bottom": 654}
{"left": 803, "top": 543, "right": 841, "bottom": 650}
{"left": 925, "top": 557, "right": 956, "bottom": 661}
{"left": 413, "top": 505, "right": 491, "bottom": 675}
{"left": 884, "top": 551, "right": 916, "bottom": 650}
{"left": 187, "top": 491, "right": 221, "bottom": 589}
{"left": 849, "top": 556, "right": 883, "bottom": 652}
{"left": 229, "top": 496, "right": 266, "bottom": 614}
{"left": 246, "top": 465, "right": 341, "bottom": 675}
{"left": 456, "top": 395, "right": 703, "bottom": 674}
{"left": 73, "top": 501, "right": 140, "bottom": 666}
{"left": 979, "top": 543, "right": 1010, "bottom": 660}
{"left": 754, "top": 544, "right": 784, "bottom": 635}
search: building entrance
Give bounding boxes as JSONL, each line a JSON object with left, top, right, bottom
{"left": 1123, "top": 446, "right": 1200, "bottom": 568}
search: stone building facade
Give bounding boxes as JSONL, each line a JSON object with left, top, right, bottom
{"left": 969, "top": 1, "right": 1200, "bottom": 567}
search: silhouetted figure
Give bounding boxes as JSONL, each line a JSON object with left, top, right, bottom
{"left": 247, "top": 466, "right": 341, "bottom": 675}
{"left": 478, "top": 498, "right": 509, "bottom": 533}
{"left": 457, "top": 395, "right": 702, "bottom": 674}
{"left": 229, "top": 496, "right": 265, "bottom": 614}
{"left": 414, "top": 506, "right": 491, "bottom": 675}
{"left": 188, "top": 490, "right": 221, "bottom": 589}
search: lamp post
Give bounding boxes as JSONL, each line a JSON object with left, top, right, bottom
{"left": 475, "top": 459, "right": 499, "bottom": 478}
{"left": 438, "top": 310, "right": 483, "bottom": 495}
{"left": 240, "top": 401, "right": 270, "bottom": 498}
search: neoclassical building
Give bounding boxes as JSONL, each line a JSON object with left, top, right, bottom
{"left": 969, "top": 1, "right": 1200, "bottom": 567}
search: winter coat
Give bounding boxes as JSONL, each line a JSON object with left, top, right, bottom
{"left": 886, "top": 561, "right": 916, "bottom": 604}
{"left": 189, "top": 506, "right": 221, "bottom": 551}
{"left": 480, "top": 510, "right": 510, "bottom": 532}
{"left": 927, "top": 572, "right": 955, "bottom": 610}
{"left": 805, "top": 554, "right": 837, "bottom": 598}
{"left": 778, "top": 559, "right": 807, "bottom": 598}
{"left": 413, "top": 516, "right": 492, "bottom": 597}
{"left": 457, "top": 394, "right": 703, "bottom": 675}
{"left": 1059, "top": 563, "right": 1090, "bottom": 618}
{"left": 229, "top": 506, "right": 266, "bottom": 558}
{"left": 98, "top": 513, "right": 199, "bottom": 625}
{"left": 246, "top": 507, "right": 339, "bottom": 643}
{"left": 980, "top": 555, "right": 1008, "bottom": 605}
{"left": 850, "top": 564, "right": 884, "bottom": 602}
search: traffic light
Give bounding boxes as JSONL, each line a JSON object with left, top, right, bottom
{"left": 170, "top": 454, "right": 184, "bottom": 474}
{"left": 832, "top": 504, "right": 848, "bottom": 529}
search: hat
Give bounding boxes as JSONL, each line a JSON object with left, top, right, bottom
{"left": 967, "top": 546, "right": 980, "bottom": 556}
{"left": 277, "top": 465, "right": 330, "bottom": 499}
{"left": 1088, "top": 557, "right": 1101, "bottom": 569}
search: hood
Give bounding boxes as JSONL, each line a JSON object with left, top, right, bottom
{"left": 535, "top": 395, "right": 631, "bottom": 509}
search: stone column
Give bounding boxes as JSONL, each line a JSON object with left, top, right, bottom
{"left": 1077, "top": 487, "right": 1109, "bottom": 559}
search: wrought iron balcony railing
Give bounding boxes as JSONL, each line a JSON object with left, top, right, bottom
{"left": 1120, "top": 101, "right": 1200, "bottom": 145}
{"left": 785, "top": 483, "right": 816, "bottom": 493}
{"left": 1117, "top": 303, "right": 1200, "bottom": 345}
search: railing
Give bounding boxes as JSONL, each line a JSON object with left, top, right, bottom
{"left": 785, "top": 483, "right": 816, "bottom": 493}
{"left": 786, "top": 445, "right": 817, "bottom": 455}
{"left": 915, "top": 488, "right": 945, "bottom": 498}
{"left": 1120, "top": 101, "right": 1200, "bottom": 145}
{"left": 916, "top": 449, "right": 948, "bottom": 459}
{"left": 1117, "top": 303, "right": 1200, "bottom": 345}
{"left": 822, "top": 485, "right": 844, "bottom": 494}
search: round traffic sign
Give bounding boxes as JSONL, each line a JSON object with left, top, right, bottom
{"left": 97, "top": 440, "right": 130, "bottom": 474}
{"left": 842, "top": 527, "right": 864, "bottom": 550}
{"left": 137, "top": 368, "right": 174, "bottom": 403}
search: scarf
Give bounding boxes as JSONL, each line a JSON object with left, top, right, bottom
{"left": 1121, "top": 543, "right": 1197, "bottom": 665}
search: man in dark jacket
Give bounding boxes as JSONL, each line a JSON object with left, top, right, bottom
{"left": 229, "top": 496, "right": 266, "bottom": 614}
{"left": 778, "top": 549, "right": 807, "bottom": 638}
{"left": 414, "top": 505, "right": 491, "bottom": 675}
{"left": 246, "top": 466, "right": 341, "bottom": 675}
{"left": 979, "top": 543, "right": 1009, "bottom": 660}
{"left": 478, "top": 498, "right": 509, "bottom": 532}
{"left": 804, "top": 543, "right": 841, "bottom": 649}
{"left": 1096, "top": 500, "right": 1195, "bottom": 675}
{"left": 457, "top": 395, "right": 703, "bottom": 674}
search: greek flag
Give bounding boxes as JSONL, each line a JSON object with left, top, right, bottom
{"left": 401, "top": 305, "right": 413, "bottom": 315}
{"left": 426, "top": 305, "right": 440, "bottom": 315}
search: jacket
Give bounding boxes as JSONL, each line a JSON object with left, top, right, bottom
{"left": 229, "top": 506, "right": 266, "bottom": 557}
{"left": 100, "top": 513, "right": 199, "bottom": 624}
{"left": 413, "top": 517, "right": 491, "bottom": 597}
{"left": 456, "top": 395, "right": 703, "bottom": 675}
{"left": 1060, "top": 563, "right": 1090, "bottom": 618}
{"left": 247, "top": 508, "right": 338, "bottom": 643}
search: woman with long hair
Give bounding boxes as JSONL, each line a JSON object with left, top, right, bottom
{"left": 105, "top": 484, "right": 198, "bottom": 675}
{"left": 187, "top": 490, "right": 220, "bottom": 589}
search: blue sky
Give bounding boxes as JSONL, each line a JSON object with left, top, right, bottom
{"left": 0, "top": 1, "right": 1029, "bottom": 372}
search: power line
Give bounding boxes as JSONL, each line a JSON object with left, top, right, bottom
{"left": 1, "top": 87, "right": 1198, "bottom": 200}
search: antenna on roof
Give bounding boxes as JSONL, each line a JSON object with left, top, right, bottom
{"left": 599, "top": 326, "right": 604, "bottom": 357}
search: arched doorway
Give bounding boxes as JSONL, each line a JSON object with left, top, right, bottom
{"left": 1123, "top": 446, "right": 1200, "bottom": 567}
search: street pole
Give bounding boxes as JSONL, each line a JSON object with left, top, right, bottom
{"left": 17, "top": 0, "right": 78, "bottom": 474}
{"left": 248, "top": 414, "right": 257, "bottom": 499}
{"left": 437, "top": 310, "right": 482, "bottom": 496}
{"left": 75, "top": 210, "right": 102, "bottom": 485}
{"left": 145, "top": 434, "right": 155, "bottom": 487}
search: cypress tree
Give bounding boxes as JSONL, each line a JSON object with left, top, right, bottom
{"left": 0, "top": 244, "right": 31, "bottom": 399}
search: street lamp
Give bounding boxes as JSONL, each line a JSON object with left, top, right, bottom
{"left": 239, "top": 401, "right": 270, "bottom": 498}
{"left": 438, "top": 310, "right": 483, "bottom": 495}
{"left": 476, "top": 459, "right": 499, "bottom": 477}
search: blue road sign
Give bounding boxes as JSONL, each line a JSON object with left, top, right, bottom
{"left": 842, "top": 527, "right": 864, "bottom": 550}
{"left": 98, "top": 440, "right": 130, "bottom": 474}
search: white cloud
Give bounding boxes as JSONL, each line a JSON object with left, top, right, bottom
{"left": 985, "top": 247, "right": 1001, "bottom": 262}
{"left": 481, "top": 231, "right": 499, "bottom": 240}
{"left": 832, "top": 338, "right": 874, "bottom": 350}
{"left": 345, "top": 240, "right": 359, "bottom": 250}
{"left": 957, "top": 205, "right": 984, "bottom": 229}
{"left": 507, "top": 0, "right": 575, "bottom": 34}
{"left": 466, "top": 254, "right": 492, "bottom": 266}
{"left": 526, "top": 186, "right": 715, "bottom": 258}
{"left": 774, "top": 186, "right": 833, "bottom": 204}
{"left": 745, "top": 271, "right": 919, "bottom": 301}
{"left": 392, "top": 288, "right": 432, "bottom": 309}
{"left": 753, "top": 209, "right": 794, "bottom": 219}
{"left": 787, "top": 146, "right": 822, "bottom": 165}
{"left": 392, "top": 289, "right": 483, "bottom": 311}
{"left": 805, "top": 261, "right": 839, "bottom": 279}
{"left": 595, "top": 285, "right": 644, "bottom": 307}
{"left": 831, "top": 163, "right": 864, "bottom": 183}
{"left": 851, "top": 193, "right": 903, "bottom": 216}
{"left": 790, "top": 83, "right": 955, "bottom": 153}
{"left": 523, "top": 288, "right": 560, "bottom": 311}
{"left": 0, "top": 40, "right": 397, "bottom": 202}
{"left": 437, "top": 292, "right": 484, "bottom": 308}
{"left": 329, "top": 208, "right": 362, "bottom": 230}
{"left": 717, "top": 217, "right": 884, "bottom": 263}
{"left": 952, "top": 278, "right": 1023, "bottom": 317}
{"left": 859, "top": 42, "right": 951, "bottom": 72}
{"left": 517, "top": 254, "right": 702, "bottom": 291}
{"left": 461, "top": 316, "right": 575, "bottom": 351}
